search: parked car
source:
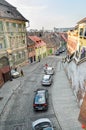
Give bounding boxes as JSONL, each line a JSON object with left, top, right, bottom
{"left": 59, "top": 46, "right": 66, "bottom": 53}
{"left": 32, "top": 118, "right": 54, "bottom": 130}
{"left": 11, "top": 69, "right": 20, "bottom": 78}
{"left": 55, "top": 50, "right": 60, "bottom": 56}
{"left": 59, "top": 48, "right": 63, "bottom": 53}
{"left": 33, "top": 89, "right": 49, "bottom": 111}
{"left": 45, "top": 67, "right": 54, "bottom": 75}
{"left": 41, "top": 74, "right": 53, "bottom": 86}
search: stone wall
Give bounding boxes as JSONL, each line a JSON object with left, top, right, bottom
{"left": 64, "top": 60, "right": 86, "bottom": 107}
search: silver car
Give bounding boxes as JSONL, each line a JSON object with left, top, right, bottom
{"left": 41, "top": 74, "right": 53, "bottom": 86}
{"left": 32, "top": 118, "right": 54, "bottom": 130}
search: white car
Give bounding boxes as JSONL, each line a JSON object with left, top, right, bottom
{"left": 32, "top": 118, "right": 54, "bottom": 130}
{"left": 11, "top": 69, "right": 20, "bottom": 78}
{"left": 45, "top": 67, "right": 54, "bottom": 75}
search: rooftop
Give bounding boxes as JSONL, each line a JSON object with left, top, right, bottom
{"left": 0, "top": 0, "right": 28, "bottom": 22}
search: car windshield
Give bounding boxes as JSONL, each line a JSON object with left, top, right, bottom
{"left": 43, "top": 75, "right": 50, "bottom": 80}
{"left": 47, "top": 68, "right": 52, "bottom": 70}
{"left": 11, "top": 70, "right": 16, "bottom": 73}
{"left": 43, "top": 127, "right": 53, "bottom": 130}
{"left": 43, "top": 77, "right": 49, "bottom": 81}
{"left": 35, "top": 94, "right": 45, "bottom": 104}
{"left": 35, "top": 122, "right": 51, "bottom": 130}
{"left": 44, "top": 79, "right": 49, "bottom": 81}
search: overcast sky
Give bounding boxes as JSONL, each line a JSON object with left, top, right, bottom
{"left": 6, "top": 0, "right": 86, "bottom": 30}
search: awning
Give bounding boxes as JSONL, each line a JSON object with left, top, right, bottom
{"left": 1, "top": 66, "right": 10, "bottom": 74}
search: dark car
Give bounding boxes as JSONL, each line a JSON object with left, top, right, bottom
{"left": 59, "top": 48, "right": 63, "bottom": 53}
{"left": 33, "top": 89, "right": 49, "bottom": 111}
{"left": 55, "top": 50, "right": 60, "bottom": 56}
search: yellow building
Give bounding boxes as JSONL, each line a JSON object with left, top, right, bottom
{"left": 67, "top": 18, "right": 86, "bottom": 61}
{"left": 77, "top": 18, "right": 86, "bottom": 51}
{"left": 74, "top": 17, "right": 86, "bottom": 60}
{"left": 0, "top": 0, "right": 29, "bottom": 68}
{"left": 67, "top": 29, "right": 78, "bottom": 55}
{"left": 28, "top": 36, "right": 47, "bottom": 62}
{"left": 35, "top": 42, "right": 47, "bottom": 61}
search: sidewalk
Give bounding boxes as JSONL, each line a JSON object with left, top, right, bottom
{"left": 0, "top": 79, "right": 21, "bottom": 116}
{"left": 52, "top": 62, "right": 82, "bottom": 130}
{"left": 0, "top": 62, "right": 40, "bottom": 117}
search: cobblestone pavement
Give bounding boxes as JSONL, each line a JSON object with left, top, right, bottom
{"left": 0, "top": 57, "right": 82, "bottom": 130}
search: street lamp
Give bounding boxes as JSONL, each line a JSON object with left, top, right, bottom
{"left": 7, "top": 49, "right": 13, "bottom": 81}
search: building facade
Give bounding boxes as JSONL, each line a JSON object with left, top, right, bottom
{"left": 27, "top": 36, "right": 36, "bottom": 63}
{"left": 28, "top": 36, "right": 47, "bottom": 62}
{"left": 0, "top": 0, "right": 29, "bottom": 86}
{"left": 67, "top": 29, "right": 78, "bottom": 55}
{"left": 67, "top": 17, "right": 86, "bottom": 62}
{"left": 77, "top": 18, "right": 86, "bottom": 58}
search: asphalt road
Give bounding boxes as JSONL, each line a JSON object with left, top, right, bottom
{"left": 0, "top": 56, "right": 63, "bottom": 130}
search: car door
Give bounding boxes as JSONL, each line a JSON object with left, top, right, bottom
{"left": 45, "top": 90, "right": 49, "bottom": 104}
{"left": 49, "top": 75, "right": 52, "bottom": 84}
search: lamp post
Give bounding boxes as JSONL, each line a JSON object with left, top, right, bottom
{"left": 7, "top": 49, "right": 13, "bottom": 81}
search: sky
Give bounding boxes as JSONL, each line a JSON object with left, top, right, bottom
{"left": 6, "top": 0, "right": 86, "bottom": 30}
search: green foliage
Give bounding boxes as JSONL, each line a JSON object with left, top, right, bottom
{"left": 49, "top": 49, "right": 52, "bottom": 54}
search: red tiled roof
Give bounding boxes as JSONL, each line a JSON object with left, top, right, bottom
{"left": 28, "top": 36, "right": 46, "bottom": 48}
{"left": 28, "top": 36, "right": 41, "bottom": 43}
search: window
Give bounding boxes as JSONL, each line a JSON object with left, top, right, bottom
{"left": 28, "top": 48, "right": 33, "bottom": 52}
{"left": 0, "top": 43, "right": 2, "bottom": 49}
{"left": 75, "top": 51, "right": 79, "bottom": 59}
{"left": 0, "top": 21, "right": 3, "bottom": 31}
{"left": 18, "top": 24, "right": 21, "bottom": 28}
{"left": 18, "top": 24, "right": 22, "bottom": 32}
{"left": 12, "top": 23, "right": 16, "bottom": 31}
{"left": 22, "top": 51, "right": 25, "bottom": 58}
{"left": 23, "top": 40, "right": 25, "bottom": 44}
{"left": 13, "top": 23, "right": 16, "bottom": 27}
{"left": 6, "top": 22, "right": 12, "bottom": 32}
{"left": 84, "top": 28, "right": 86, "bottom": 37}
{"left": 19, "top": 53, "right": 22, "bottom": 58}
{"left": 79, "top": 28, "right": 83, "bottom": 37}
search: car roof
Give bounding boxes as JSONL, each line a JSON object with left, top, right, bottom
{"left": 47, "top": 67, "right": 53, "bottom": 70}
{"left": 43, "top": 75, "right": 50, "bottom": 79}
{"left": 37, "top": 89, "right": 46, "bottom": 94}
{"left": 32, "top": 118, "right": 51, "bottom": 127}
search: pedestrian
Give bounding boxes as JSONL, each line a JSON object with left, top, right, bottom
{"left": 15, "top": 67, "right": 17, "bottom": 71}
{"left": 20, "top": 69, "right": 24, "bottom": 76}
{"left": 45, "top": 63, "right": 48, "bottom": 69}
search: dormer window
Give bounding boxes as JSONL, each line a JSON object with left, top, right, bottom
{"left": 6, "top": 10, "right": 13, "bottom": 15}
{"left": 36, "top": 41, "right": 39, "bottom": 43}
{"left": 7, "top": 11, "right": 11, "bottom": 14}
